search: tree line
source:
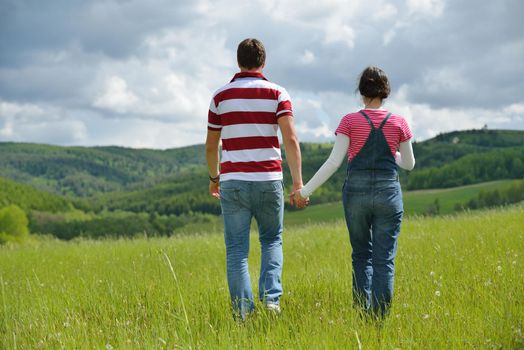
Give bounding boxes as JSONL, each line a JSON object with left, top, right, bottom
{"left": 460, "top": 180, "right": 524, "bottom": 211}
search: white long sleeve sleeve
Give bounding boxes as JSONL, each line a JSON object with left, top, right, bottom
{"left": 299, "top": 134, "right": 349, "bottom": 198}
{"left": 395, "top": 139, "right": 416, "bottom": 170}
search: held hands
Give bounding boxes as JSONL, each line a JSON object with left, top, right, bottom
{"left": 209, "top": 175, "right": 309, "bottom": 209}
{"left": 289, "top": 187, "right": 310, "bottom": 209}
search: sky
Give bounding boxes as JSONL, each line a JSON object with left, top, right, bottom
{"left": 0, "top": 0, "right": 523, "bottom": 149}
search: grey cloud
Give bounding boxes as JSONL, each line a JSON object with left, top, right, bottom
{"left": 381, "top": 0, "right": 524, "bottom": 109}
{"left": 0, "top": 0, "right": 200, "bottom": 65}
{"left": 0, "top": 0, "right": 523, "bottom": 147}
{"left": 246, "top": 0, "right": 524, "bottom": 111}
{"left": 0, "top": 53, "right": 97, "bottom": 104}
{"left": 0, "top": 0, "right": 206, "bottom": 106}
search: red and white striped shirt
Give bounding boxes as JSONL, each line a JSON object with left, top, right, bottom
{"left": 208, "top": 72, "right": 293, "bottom": 181}
{"left": 335, "top": 109, "right": 412, "bottom": 161}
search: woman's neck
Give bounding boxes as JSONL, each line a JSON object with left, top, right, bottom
{"left": 363, "top": 97, "right": 383, "bottom": 109}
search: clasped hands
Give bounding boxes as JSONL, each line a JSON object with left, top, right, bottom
{"left": 289, "top": 188, "right": 310, "bottom": 209}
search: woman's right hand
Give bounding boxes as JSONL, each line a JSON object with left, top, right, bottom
{"left": 292, "top": 190, "right": 310, "bottom": 209}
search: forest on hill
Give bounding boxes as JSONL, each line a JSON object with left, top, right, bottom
{"left": 0, "top": 143, "right": 206, "bottom": 196}
{"left": 0, "top": 128, "right": 523, "bottom": 240}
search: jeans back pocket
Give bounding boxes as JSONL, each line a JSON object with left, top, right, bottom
{"left": 220, "top": 188, "right": 240, "bottom": 215}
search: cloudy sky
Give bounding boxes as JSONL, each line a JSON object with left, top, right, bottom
{"left": 1, "top": 0, "right": 523, "bottom": 149}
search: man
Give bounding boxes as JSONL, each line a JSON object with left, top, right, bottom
{"left": 205, "top": 38, "right": 304, "bottom": 319}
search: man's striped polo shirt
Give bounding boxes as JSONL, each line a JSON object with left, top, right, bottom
{"left": 207, "top": 71, "right": 293, "bottom": 182}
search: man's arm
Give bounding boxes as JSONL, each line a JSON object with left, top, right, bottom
{"left": 277, "top": 115, "right": 304, "bottom": 205}
{"left": 205, "top": 130, "right": 221, "bottom": 198}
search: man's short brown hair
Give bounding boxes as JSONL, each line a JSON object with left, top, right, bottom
{"left": 237, "top": 38, "right": 266, "bottom": 70}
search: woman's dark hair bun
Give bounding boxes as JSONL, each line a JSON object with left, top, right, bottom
{"left": 358, "top": 66, "right": 390, "bottom": 99}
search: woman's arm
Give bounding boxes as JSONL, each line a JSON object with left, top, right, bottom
{"left": 395, "top": 139, "right": 415, "bottom": 170}
{"left": 299, "top": 133, "right": 349, "bottom": 198}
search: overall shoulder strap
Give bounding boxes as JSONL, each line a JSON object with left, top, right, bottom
{"left": 359, "top": 111, "right": 375, "bottom": 129}
{"left": 378, "top": 113, "right": 392, "bottom": 129}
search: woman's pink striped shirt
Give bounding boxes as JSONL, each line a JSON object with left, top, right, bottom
{"left": 335, "top": 109, "right": 413, "bottom": 161}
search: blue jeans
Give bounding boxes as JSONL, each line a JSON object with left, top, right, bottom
{"left": 220, "top": 180, "right": 284, "bottom": 319}
{"left": 342, "top": 171, "right": 403, "bottom": 317}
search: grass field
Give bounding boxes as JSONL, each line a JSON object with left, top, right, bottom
{"left": 284, "top": 180, "right": 516, "bottom": 227}
{"left": 1, "top": 205, "right": 523, "bottom": 349}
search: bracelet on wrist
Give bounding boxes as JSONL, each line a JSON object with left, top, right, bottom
{"left": 209, "top": 174, "right": 220, "bottom": 183}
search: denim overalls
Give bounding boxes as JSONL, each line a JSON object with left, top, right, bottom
{"left": 342, "top": 110, "right": 403, "bottom": 317}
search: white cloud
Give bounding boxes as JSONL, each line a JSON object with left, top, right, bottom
{"left": 94, "top": 76, "right": 139, "bottom": 113}
{"left": 257, "top": 0, "right": 360, "bottom": 48}
{"left": 382, "top": 20, "right": 410, "bottom": 45}
{"left": 0, "top": 100, "right": 88, "bottom": 144}
{"left": 292, "top": 90, "right": 359, "bottom": 141}
{"left": 406, "top": 0, "right": 445, "bottom": 17}
{"left": 422, "top": 66, "right": 472, "bottom": 93}
{"left": 374, "top": 3, "right": 398, "bottom": 20}
{"left": 86, "top": 26, "right": 233, "bottom": 124}
{"left": 293, "top": 95, "right": 325, "bottom": 128}
{"left": 504, "top": 103, "right": 524, "bottom": 116}
{"left": 299, "top": 50, "right": 316, "bottom": 65}
{"left": 1, "top": 16, "right": 236, "bottom": 147}
{"left": 84, "top": 118, "right": 206, "bottom": 148}
{"left": 257, "top": 0, "right": 348, "bottom": 22}
{"left": 0, "top": 100, "right": 45, "bottom": 120}
{"left": 0, "top": 98, "right": 206, "bottom": 148}
{"left": 381, "top": 0, "right": 445, "bottom": 46}
{"left": 324, "top": 21, "right": 356, "bottom": 48}
{"left": 387, "top": 85, "right": 524, "bottom": 140}
{"left": 288, "top": 86, "right": 524, "bottom": 144}
{"left": 296, "top": 122, "right": 334, "bottom": 141}
{"left": 16, "top": 119, "right": 88, "bottom": 145}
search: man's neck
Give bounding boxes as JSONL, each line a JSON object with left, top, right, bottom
{"left": 239, "top": 67, "right": 263, "bottom": 73}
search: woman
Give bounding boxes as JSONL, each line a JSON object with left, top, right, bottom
{"left": 294, "top": 66, "right": 415, "bottom": 317}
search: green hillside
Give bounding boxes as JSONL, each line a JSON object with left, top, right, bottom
{"left": 411, "top": 129, "right": 523, "bottom": 167}
{"left": 1, "top": 129, "right": 523, "bottom": 240}
{"left": 1, "top": 129, "right": 523, "bottom": 201}
{"left": 38, "top": 179, "right": 521, "bottom": 240}
{"left": 86, "top": 167, "right": 220, "bottom": 216}
{"left": 0, "top": 142, "right": 205, "bottom": 196}
{"left": 0, "top": 176, "right": 74, "bottom": 213}
{"left": 88, "top": 129, "right": 524, "bottom": 216}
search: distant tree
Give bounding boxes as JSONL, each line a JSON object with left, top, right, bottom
{"left": 0, "top": 205, "right": 30, "bottom": 244}
{"left": 464, "top": 180, "right": 524, "bottom": 211}
{"left": 424, "top": 198, "right": 440, "bottom": 216}
{"left": 512, "top": 158, "right": 524, "bottom": 177}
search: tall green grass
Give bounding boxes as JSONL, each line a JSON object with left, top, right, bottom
{"left": 1, "top": 205, "right": 523, "bottom": 349}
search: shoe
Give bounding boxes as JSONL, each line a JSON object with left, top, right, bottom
{"left": 265, "top": 303, "right": 281, "bottom": 314}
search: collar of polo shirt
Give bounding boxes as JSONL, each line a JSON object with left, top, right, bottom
{"left": 230, "top": 71, "right": 268, "bottom": 82}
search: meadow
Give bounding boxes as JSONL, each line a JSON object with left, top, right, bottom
{"left": 282, "top": 180, "right": 516, "bottom": 227}
{"left": 177, "top": 180, "right": 518, "bottom": 235}
{"left": 1, "top": 203, "right": 523, "bottom": 349}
